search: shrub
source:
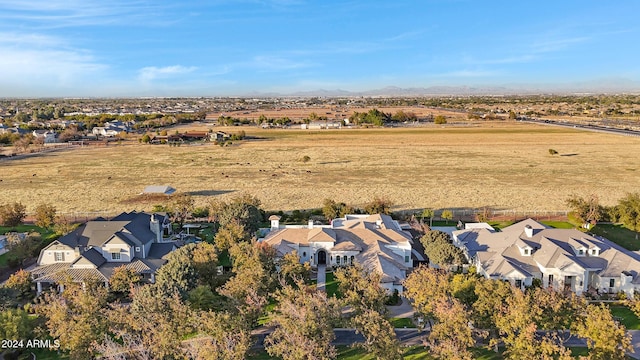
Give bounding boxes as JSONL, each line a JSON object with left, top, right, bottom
{"left": 548, "top": 148, "right": 558, "bottom": 155}
{"left": 434, "top": 115, "right": 447, "bottom": 124}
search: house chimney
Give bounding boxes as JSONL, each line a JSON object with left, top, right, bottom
{"left": 376, "top": 219, "right": 383, "bottom": 227}
{"left": 308, "top": 219, "right": 314, "bottom": 229}
{"left": 269, "top": 215, "right": 281, "bottom": 230}
{"left": 524, "top": 225, "right": 534, "bottom": 238}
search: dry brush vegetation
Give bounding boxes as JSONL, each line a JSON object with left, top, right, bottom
{"left": 1, "top": 122, "right": 639, "bottom": 215}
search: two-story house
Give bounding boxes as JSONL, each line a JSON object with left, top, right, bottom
{"left": 32, "top": 211, "right": 175, "bottom": 294}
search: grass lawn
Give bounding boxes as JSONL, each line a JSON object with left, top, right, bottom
{"left": 610, "top": 305, "right": 640, "bottom": 329}
{"left": 390, "top": 317, "right": 416, "bottom": 328}
{"left": 0, "top": 224, "right": 57, "bottom": 239}
{"left": 487, "top": 221, "right": 515, "bottom": 231}
{"left": 257, "top": 299, "right": 278, "bottom": 326}
{"left": 0, "top": 252, "right": 8, "bottom": 267}
{"left": 591, "top": 223, "right": 640, "bottom": 251}
{"left": 325, "top": 271, "right": 342, "bottom": 298}
{"left": 541, "top": 220, "right": 576, "bottom": 229}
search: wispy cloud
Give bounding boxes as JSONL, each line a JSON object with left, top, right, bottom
{"left": 138, "top": 65, "right": 197, "bottom": 81}
{"left": 436, "top": 69, "right": 501, "bottom": 78}
{"left": 0, "top": 0, "right": 175, "bottom": 28}
{"left": 0, "top": 31, "right": 105, "bottom": 89}
{"left": 531, "top": 36, "right": 590, "bottom": 53}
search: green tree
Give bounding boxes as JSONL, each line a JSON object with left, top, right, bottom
{"left": 214, "top": 221, "right": 250, "bottom": 252}
{"left": 566, "top": 194, "right": 603, "bottom": 227}
{"left": 109, "top": 266, "right": 142, "bottom": 295}
{"left": 4, "top": 269, "right": 33, "bottom": 300}
{"left": 191, "top": 242, "right": 220, "bottom": 287}
{"left": 186, "top": 311, "right": 253, "bottom": 360}
{"left": 617, "top": 192, "right": 640, "bottom": 236}
{"left": 472, "top": 278, "right": 515, "bottom": 332}
{"left": 279, "top": 251, "right": 311, "bottom": 285}
{"left": 35, "top": 279, "right": 109, "bottom": 360}
{"left": 434, "top": 115, "right": 447, "bottom": 124}
{"left": 420, "top": 230, "right": 466, "bottom": 267}
{"left": 219, "top": 241, "right": 272, "bottom": 325}
{"left": 494, "top": 288, "right": 571, "bottom": 360}
{"left": 573, "top": 303, "right": 632, "bottom": 360}
{"left": 334, "top": 263, "right": 387, "bottom": 314}
{"left": 448, "top": 273, "right": 478, "bottom": 307}
{"left": 509, "top": 110, "right": 517, "bottom": 119}
{"left": 212, "top": 194, "right": 264, "bottom": 235}
{"left": 5, "top": 232, "right": 41, "bottom": 267}
{"left": 403, "top": 265, "right": 450, "bottom": 327}
{"left": 0, "top": 202, "right": 26, "bottom": 227}
{"left": 34, "top": 203, "right": 57, "bottom": 229}
{"left": 140, "top": 133, "right": 151, "bottom": 143}
{"left": 321, "top": 198, "right": 354, "bottom": 221}
{"left": 531, "top": 287, "right": 585, "bottom": 333}
{"left": 427, "top": 297, "right": 475, "bottom": 360}
{"left": 352, "top": 309, "right": 402, "bottom": 360}
{"left": 421, "top": 208, "right": 434, "bottom": 227}
{"left": 363, "top": 196, "right": 393, "bottom": 215}
{"left": 170, "top": 193, "right": 195, "bottom": 230}
{"left": 441, "top": 209, "right": 453, "bottom": 224}
{"left": 187, "top": 285, "right": 218, "bottom": 311}
{"left": 265, "top": 281, "right": 339, "bottom": 360}
{"left": 113, "top": 288, "right": 195, "bottom": 359}
{"left": 0, "top": 308, "right": 34, "bottom": 340}
{"left": 155, "top": 244, "right": 198, "bottom": 297}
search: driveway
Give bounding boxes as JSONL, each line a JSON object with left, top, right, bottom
{"left": 387, "top": 297, "right": 414, "bottom": 319}
{"left": 316, "top": 264, "right": 326, "bottom": 292}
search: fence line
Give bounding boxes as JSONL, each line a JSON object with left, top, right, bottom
{"left": 24, "top": 209, "right": 572, "bottom": 225}
{"left": 396, "top": 209, "right": 570, "bottom": 222}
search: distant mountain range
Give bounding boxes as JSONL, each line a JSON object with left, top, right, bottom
{"left": 243, "top": 82, "right": 640, "bottom": 97}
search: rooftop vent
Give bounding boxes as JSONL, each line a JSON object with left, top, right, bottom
{"left": 524, "top": 225, "right": 534, "bottom": 238}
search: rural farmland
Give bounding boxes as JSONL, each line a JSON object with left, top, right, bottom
{"left": 1, "top": 122, "right": 639, "bottom": 216}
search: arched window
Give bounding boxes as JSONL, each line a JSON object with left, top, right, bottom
{"left": 343, "top": 255, "right": 347, "bottom": 264}
{"left": 336, "top": 256, "right": 340, "bottom": 265}
{"left": 302, "top": 252, "right": 306, "bottom": 257}
{"left": 350, "top": 256, "right": 354, "bottom": 265}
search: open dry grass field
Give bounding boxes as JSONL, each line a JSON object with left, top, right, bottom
{"left": 208, "top": 105, "right": 465, "bottom": 122}
{"left": 1, "top": 122, "right": 639, "bottom": 215}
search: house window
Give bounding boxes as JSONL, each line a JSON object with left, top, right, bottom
{"left": 610, "top": 279, "right": 615, "bottom": 288}
{"left": 405, "top": 255, "right": 410, "bottom": 263}
{"left": 343, "top": 256, "right": 347, "bottom": 264}
{"left": 523, "top": 249, "right": 529, "bottom": 255}
{"left": 350, "top": 256, "right": 354, "bottom": 265}
{"left": 336, "top": 256, "right": 340, "bottom": 265}
{"left": 578, "top": 249, "right": 584, "bottom": 256}
{"left": 54, "top": 252, "right": 64, "bottom": 262}
{"left": 111, "top": 252, "right": 121, "bottom": 260}
{"left": 303, "top": 252, "right": 306, "bottom": 257}
{"left": 515, "top": 280, "right": 522, "bottom": 288}
{"left": 548, "top": 274, "right": 554, "bottom": 285}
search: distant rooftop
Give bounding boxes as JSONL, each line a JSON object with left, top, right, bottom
{"left": 142, "top": 185, "right": 176, "bottom": 195}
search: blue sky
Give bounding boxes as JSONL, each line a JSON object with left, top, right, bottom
{"left": 0, "top": 0, "right": 639, "bottom": 97}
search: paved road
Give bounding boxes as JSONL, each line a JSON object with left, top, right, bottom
{"left": 519, "top": 118, "right": 640, "bottom": 137}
